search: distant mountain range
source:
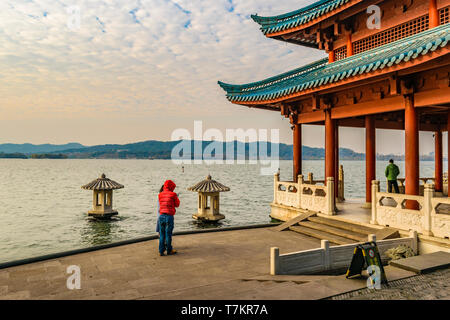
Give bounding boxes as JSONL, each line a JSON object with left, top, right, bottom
{"left": 0, "top": 143, "right": 84, "bottom": 154}
{"left": 0, "top": 140, "right": 439, "bottom": 161}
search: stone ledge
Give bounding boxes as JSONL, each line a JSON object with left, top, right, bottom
{"left": 389, "top": 251, "right": 450, "bottom": 274}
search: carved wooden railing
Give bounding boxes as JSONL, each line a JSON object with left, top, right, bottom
{"left": 372, "top": 181, "right": 449, "bottom": 239}
{"left": 430, "top": 197, "right": 450, "bottom": 238}
{"left": 273, "top": 173, "right": 335, "bottom": 215}
{"left": 304, "top": 165, "right": 345, "bottom": 202}
{"left": 274, "top": 180, "right": 300, "bottom": 209}
{"left": 299, "top": 180, "right": 329, "bottom": 215}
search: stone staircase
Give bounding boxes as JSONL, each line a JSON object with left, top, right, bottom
{"left": 288, "top": 215, "right": 392, "bottom": 245}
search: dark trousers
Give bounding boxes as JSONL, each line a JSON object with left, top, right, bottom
{"left": 159, "top": 214, "right": 174, "bottom": 254}
{"left": 388, "top": 180, "right": 400, "bottom": 193}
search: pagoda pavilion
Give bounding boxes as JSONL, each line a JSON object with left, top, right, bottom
{"left": 218, "top": 0, "right": 450, "bottom": 239}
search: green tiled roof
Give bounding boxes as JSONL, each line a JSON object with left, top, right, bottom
{"left": 251, "top": 0, "right": 351, "bottom": 35}
{"left": 218, "top": 24, "right": 450, "bottom": 104}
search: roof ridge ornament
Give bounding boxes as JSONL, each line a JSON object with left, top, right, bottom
{"left": 188, "top": 175, "right": 230, "bottom": 193}
{"left": 82, "top": 174, "right": 125, "bottom": 190}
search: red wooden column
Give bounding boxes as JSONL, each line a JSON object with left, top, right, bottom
{"left": 435, "top": 130, "right": 443, "bottom": 193}
{"left": 448, "top": 111, "right": 450, "bottom": 197}
{"left": 365, "top": 115, "right": 376, "bottom": 207}
{"left": 325, "top": 110, "right": 336, "bottom": 184}
{"left": 346, "top": 33, "right": 354, "bottom": 57}
{"left": 293, "top": 123, "right": 302, "bottom": 182}
{"left": 329, "top": 50, "right": 335, "bottom": 63}
{"left": 334, "top": 123, "right": 339, "bottom": 197}
{"left": 404, "top": 95, "right": 420, "bottom": 203}
{"left": 429, "top": 0, "right": 440, "bottom": 29}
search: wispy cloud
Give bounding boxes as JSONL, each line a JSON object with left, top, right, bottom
{"left": 0, "top": 0, "right": 439, "bottom": 155}
{"left": 0, "top": 1, "right": 333, "bottom": 146}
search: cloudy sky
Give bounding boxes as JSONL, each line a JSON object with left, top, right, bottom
{"left": 0, "top": 0, "right": 442, "bottom": 155}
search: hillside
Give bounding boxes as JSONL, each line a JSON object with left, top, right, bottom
{"left": 45, "top": 140, "right": 365, "bottom": 160}
{"left": 0, "top": 140, "right": 438, "bottom": 161}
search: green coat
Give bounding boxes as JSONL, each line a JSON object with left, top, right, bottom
{"left": 385, "top": 163, "right": 400, "bottom": 181}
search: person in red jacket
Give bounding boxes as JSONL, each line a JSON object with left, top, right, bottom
{"left": 158, "top": 180, "right": 180, "bottom": 256}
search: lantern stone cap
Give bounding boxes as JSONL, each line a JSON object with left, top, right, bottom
{"left": 81, "top": 173, "right": 125, "bottom": 191}
{"left": 187, "top": 175, "right": 230, "bottom": 193}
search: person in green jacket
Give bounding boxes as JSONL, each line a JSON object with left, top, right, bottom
{"left": 385, "top": 159, "right": 400, "bottom": 193}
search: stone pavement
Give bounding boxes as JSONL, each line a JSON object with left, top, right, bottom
{"left": 329, "top": 268, "right": 450, "bottom": 300}
{"left": 0, "top": 227, "right": 322, "bottom": 300}
{"left": 0, "top": 227, "right": 436, "bottom": 300}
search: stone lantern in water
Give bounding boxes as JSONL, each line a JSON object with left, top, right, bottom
{"left": 188, "top": 175, "right": 230, "bottom": 222}
{"left": 81, "top": 173, "right": 124, "bottom": 219}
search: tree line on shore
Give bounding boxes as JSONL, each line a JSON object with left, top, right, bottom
{"left": 0, "top": 153, "right": 67, "bottom": 159}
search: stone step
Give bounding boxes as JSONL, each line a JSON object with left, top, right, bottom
{"left": 298, "top": 221, "right": 367, "bottom": 242}
{"left": 273, "top": 212, "right": 317, "bottom": 232}
{"left": 308, "top": 216, "right": 379, "bottom": 235}
{"left": 289, "top": 226, "right": 356, "bottom": 245}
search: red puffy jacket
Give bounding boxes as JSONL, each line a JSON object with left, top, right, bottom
{"left": 158, "top": 180, "right": 180, "bottom": 216}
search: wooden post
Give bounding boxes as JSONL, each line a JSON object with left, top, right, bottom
{"left": 270, "top": 247, "right": 280, "bottom": 275}
{"left": 409, "top": 230, "right": 418, "bottom": 255}
{"left": 293, "top": 123, "right": 302, "bottom": 182}
{"left": 273, "top": 173, "right": 279, "bottom": 204}
{"left": 346, "top": 33, "right": 354, "bottom": 57}
{"left": 435, "top": 130, "right": 443, "bottom": 193}
{"left": 321, "top": 240, "right": 331, "bottom": 271}
{"left": 339, "top": 165, "right": 345, "bottom": 201}
{"left": 326, "top": 177, "right": 336, "bottom": 215}
{"left": 371, "top": 180, "right": 380, "bottom": 225}
{"left": 297, "top": 175, "right": 303, "bottom": 208}
{"left": 329, "top": 50, "right": 335, "bottom": 63}
{"left": 325, "top": 110, "right": 336, "bottom": 184}
{"left": 405, "top": 95, "right": 420, "bottom": 209}
{"left": 429, "top": 0, "right": 440, "bottom": 29}
{"left": 365, "top": 116, "right": 376, "bottom": 208}
{"left": 308, "top": 172, "right": 314, "bottom": 184}
{"left": 423, "top": 184, "right": 434, "bottom": 236}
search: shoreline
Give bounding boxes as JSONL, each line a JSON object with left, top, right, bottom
{"left": 0, "top": 223, "right": 279, "bottom": 270}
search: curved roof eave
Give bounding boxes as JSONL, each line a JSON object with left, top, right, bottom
{"left": 218, "top": 23, "right": 450, "bottom": 106}
{"left": 251, "top": 0, "right": 354, "bottom": 36}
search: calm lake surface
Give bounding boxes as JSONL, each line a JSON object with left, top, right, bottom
{"left": 0, "top": 159, "right": 442, "bottom": 262}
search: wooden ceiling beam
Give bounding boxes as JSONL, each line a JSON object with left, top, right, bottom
{"left": 296, "top": 111, "right": 325, "bottom": 124}
{"left": 307, "top": 117, "right": 442, "bottom": 132}
{"left": 331, "top": 95, "right": 405, "bottom": 119}
{"left": 281, "top": 31, "right": 302, "bottom": 41}
{"left": 415, "top": 87, "right": 450, "bottom": 108}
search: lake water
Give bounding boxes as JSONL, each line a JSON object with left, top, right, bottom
{"left": 0, "top": 159, "right": 442, "bottom": 263}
